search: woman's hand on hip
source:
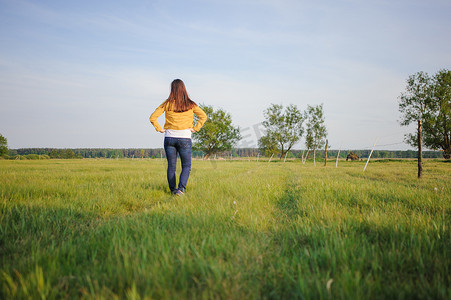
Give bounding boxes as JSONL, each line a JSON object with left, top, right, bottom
{"left": 159, "top": 129, "right": 166, "bottom": 133}
{"left": 190, "top": 128, "right": 196, "bottom": 133}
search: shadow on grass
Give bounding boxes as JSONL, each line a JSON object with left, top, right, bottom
{"left": 275, "top": 182, "right": 308, "bottom": 222}
{"left": 2, "top": 195, "right": 449, "bottom": 300}
{"left": 140, "top": 181, "right": 167, "bottom": 191}
{"left": 0, "top": 204, "right": 101, "bottom": 259}
{"left": 268, "top": 178, "right": 450, "bottom": 299}
{"left": 2, "top": 203, "right": 303, "bottom": 299}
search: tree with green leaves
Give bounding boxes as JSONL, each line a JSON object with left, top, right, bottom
{"left": 49, "top": 149, "right": 60, "bottom": 159}
{"left": 259, "top": 104, "right": 304, "bottom": 159}
{"left": 63, "top": 149, "right": 76, "bottom": 159}
{"left": 192, "top": 104, "right": 241, "bottom": 159}
{"left": 304, "top": 104, "right": 327, "bottom": 162}
{"left": 258, "top": 134, "right": 279, "bottom": 157}
{"left": 424, "top": 69, "right": 451, "bottom": 159}
{"left": 399, "top": 69, "right": 451, "bottom": 172}
{"left": 0, "top": 133, "right": 8, "bottom": 156}
{"left": 398, "top": 71, "right": 433, "bottom": 177}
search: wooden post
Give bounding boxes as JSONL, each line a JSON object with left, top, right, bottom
{"left": 268, "top": 153, "right": 274, "bottom": 163}
{"left": 302, "top": 150, "right": 309, "bottom": 164}
{"left": 335, "top": 148, "right": 341, "bottom": 168}
{"left": 324, "top": 139, "right": 328, "bottom": 166}
{"left": 363, "top": 138, "right": 378, "bottom": 172}
{"left": 313, "top": 148, "right": 316, "bottom": 167}
{"left": 418, "top": 120, "right": 423, "bottom": 178}
{"left": 313, "top": 137, "right": 318, "bottom": 167}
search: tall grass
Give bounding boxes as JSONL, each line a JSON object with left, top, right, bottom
{"left": 1, "top": 159, "right": 450, "bottom": 299}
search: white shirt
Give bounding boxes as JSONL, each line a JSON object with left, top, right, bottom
{"left": 164, "top": 129, "right": 192, "bottom": 139}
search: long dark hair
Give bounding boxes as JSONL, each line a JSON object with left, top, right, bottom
{"left": 163, "top": 79, "right": 196, "bottom": 112}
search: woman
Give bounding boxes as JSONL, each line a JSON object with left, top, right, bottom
{"left": 149, "top": 79, "right": 207, "bottom": 196}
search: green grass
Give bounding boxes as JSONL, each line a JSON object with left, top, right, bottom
{"left": 1, "top": 158, "right": 450, "bottom": 299}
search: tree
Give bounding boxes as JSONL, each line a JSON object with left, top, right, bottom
{"left": 398, "top": 71, "right": 433, "bottom": 178}
{"left": 399, "top": 72, "right": 432, "bottom": 142}
{"left": 49, "top": 149, "right": 60, "bottom": 159}
{"left": 259, "top": 104, "right": 304, "bottom": 159}
{"left": 399, "top": 70, "right": 451, "bottom": 159}
{"left": 258, "top": 134, "right": 279, "bottom": 157}
{"left": 63, "top": 149, "right": 76, "bottom": 159}
{"left": 0, "top": 134, "right": 8, "bottom": 156}
{"left": 424, "top": 69, "right": 451, "bottom": 159}
{"left": 304, "top": 104, "right": 327, "bottom": 162}
{"left": 192, "top": 105, "right": 241, "bottom": 159}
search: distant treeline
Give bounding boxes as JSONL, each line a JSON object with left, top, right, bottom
{"left": 6, "top": 148, "right": 444, "bottom": 159}
{"left": 230, "top": 149, "right": 442, "bottom": 159}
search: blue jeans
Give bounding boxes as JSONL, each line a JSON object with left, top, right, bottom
{"left": 164, "top": 137, "right": 192, "bottom": 194}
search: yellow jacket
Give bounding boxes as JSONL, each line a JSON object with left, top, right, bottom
{"left": 149, "top": 102, "right": 208, "bottom": 132}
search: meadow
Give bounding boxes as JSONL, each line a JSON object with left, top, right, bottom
{"left": 0, "top": 158, "right": 449, "bottom": 299}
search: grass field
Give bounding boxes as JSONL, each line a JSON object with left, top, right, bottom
{"left": 1, "top": 158, "right": 450, "bottom": 299}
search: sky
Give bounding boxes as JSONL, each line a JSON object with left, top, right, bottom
{"left": 1, "top": 0, "right": 450, "bottom": 150}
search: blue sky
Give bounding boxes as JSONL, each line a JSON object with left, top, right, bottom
{"left": 1, "top": 0, "right": 450, "bottom": 150}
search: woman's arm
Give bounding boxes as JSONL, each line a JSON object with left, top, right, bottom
{"left": 192, "top": 105, "right": 208, "bottom": 132}
{"left": 149, "top": 104, "right": 165, "bottom": 132}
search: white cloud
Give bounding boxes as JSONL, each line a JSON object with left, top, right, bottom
{"left": 1, "top": 0, "right": 450, "bottom": 149}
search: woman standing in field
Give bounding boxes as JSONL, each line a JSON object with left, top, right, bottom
{"left": 149, "top": 79, "right": 207, "bottom": 196}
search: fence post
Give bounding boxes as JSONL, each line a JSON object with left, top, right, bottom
{"left": 418, "top": 120, "right": 423, "bottom": 178}
{"left": 313, "top": 149, "right": 316, "bottom": 167}
{"left": 336, "top": 149, "right": 341, "bottom": 168}
{"left": 268, "top": 153, "right": 274, "bottom": 163}
{"left": 324, "top": 140, "right": 328, "bottom": 166}
{"left": 363, "top": 138, "right": 378, "bottom": 172}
